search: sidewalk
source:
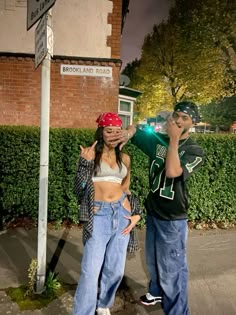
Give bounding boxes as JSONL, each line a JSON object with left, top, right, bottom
{"left": 0, "top": 227, "right": 236, "bottom": 314}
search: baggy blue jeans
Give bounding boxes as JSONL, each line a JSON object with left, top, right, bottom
{"left": 146, "top": 214, "right": 190, "bottom": 315}
{"left": 72, "top": 193, "right": 130, "bottom": 315}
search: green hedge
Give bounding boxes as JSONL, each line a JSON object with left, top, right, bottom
{"left": 0, "top": 126, "right": 236, "bottom": 224}
{"left": 188, "top": 134, "right": 236, "bottom": 222}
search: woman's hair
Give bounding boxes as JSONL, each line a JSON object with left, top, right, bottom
{"left": 93, "top": 127, "right": 122, "bottom": 175}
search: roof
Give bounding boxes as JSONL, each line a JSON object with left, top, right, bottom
{"left": 119, "top": 86, "right": 142, "bottom": 99}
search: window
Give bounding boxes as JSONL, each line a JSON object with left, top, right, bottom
{"left": 120, "top": 100, "right": 131, "bottom": 112}
{"left": 118, "top": 98, "right": 133, "bottom": 129}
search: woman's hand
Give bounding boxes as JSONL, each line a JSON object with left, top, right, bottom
{"left": 79, "top": 141, "right": 97, "bottom": 161}
{"left": 122, "top": 214, "right": 141, "bottom": 235}
{"left": 107, "top": 126, "right": 136, "bottom": 150}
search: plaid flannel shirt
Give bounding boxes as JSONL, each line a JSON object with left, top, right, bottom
{"left": 75, "top": 156, "right": 143, "bottom": 253}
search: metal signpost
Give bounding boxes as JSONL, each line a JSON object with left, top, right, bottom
{"left": 28, "top": 0, "right": 55, "bottom": 294}
{"left": 36, "top": 10, "right": 53, "bottom": 294}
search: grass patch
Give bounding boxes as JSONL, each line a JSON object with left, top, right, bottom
{"left": 5, "top": 284, "right": 66, "bottom": 310}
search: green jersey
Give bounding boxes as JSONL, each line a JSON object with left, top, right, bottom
{"left": 131, "top": 129, "right": 204, "bottom": 220}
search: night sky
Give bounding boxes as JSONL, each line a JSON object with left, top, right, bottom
{"left": 121, "top": 0, "right": 174, "bottom": 69}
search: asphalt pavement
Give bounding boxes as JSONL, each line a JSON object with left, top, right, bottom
{"left": 0, "top": 226, "right": 236, "bottom": 315}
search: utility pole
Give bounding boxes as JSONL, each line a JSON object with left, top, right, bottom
{"left": 36, "top": 10, "right": 53, "bottom": 293}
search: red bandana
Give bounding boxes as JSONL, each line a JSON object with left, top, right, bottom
{"left": 96, "top": 112, "right": 122, "bottom": 127}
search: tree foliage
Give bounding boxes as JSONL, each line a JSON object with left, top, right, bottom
{"left": 122, "top": 58, "right": 141, "bottom": 84}
{"left": 175, "top": 0, "right": 236, "bottom": 93}
{"left": 123, "top": 0, "right": 236, "bottom": 119}
{"left": 200, "top": 96, "right": 236, "bottom": 130}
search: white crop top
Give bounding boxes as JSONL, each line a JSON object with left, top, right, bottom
{"left": 92, "top": 161, "right": 128, "bottom": 184}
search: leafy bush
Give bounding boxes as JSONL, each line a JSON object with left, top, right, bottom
{"left": 0, "top": 126, "right": 235, "bottom": 224}
{"left": 188, "top": 134, "right": 236, "bottom": 222}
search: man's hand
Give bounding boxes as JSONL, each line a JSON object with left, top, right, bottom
{"left": 166, "top": 116, "right": 183, "bottom": 139}
{"left": 80, "top": 141, "right": 97, "bottom": 161}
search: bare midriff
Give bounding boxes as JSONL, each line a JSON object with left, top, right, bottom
{"left": 93, "top": 182, "right": 131, "bottom": 212}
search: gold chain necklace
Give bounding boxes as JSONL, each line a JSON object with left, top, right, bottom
{"left": 178, "top": 136, "right": 189, "bottom": 149}
{"left": 103, "top": 150, "right": 113, "bottom": 159}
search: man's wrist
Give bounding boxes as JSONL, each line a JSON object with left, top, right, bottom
{"left": 169, "top": 136, "right": 179, "bottom": 144}
{"left": 126, "top": 131, "right": 130, "bottom": 140}
{"left": 168, "top": 137, "right": 179, "bottom": 150}
{"left": 126, "top": 125, "right": 136, "bottom": 139}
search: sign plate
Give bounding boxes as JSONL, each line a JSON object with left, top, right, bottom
{"left": 60, "top": 65, "right": 113, "bottom": 78}
{"left": 35, "top": 14, "right": 47, "bottom": 68}
{"left": 27, "top": 0, "right": 56, "bottom": 30}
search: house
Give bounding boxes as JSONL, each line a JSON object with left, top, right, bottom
{"left": 0, "top": 0, "right": 138, "bottom": 128}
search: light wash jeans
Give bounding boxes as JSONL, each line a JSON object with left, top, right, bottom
{"left": 146, "top": 214, "right": 190, "bottom": 315}
{"left": 72, "top": 193, "right": 130, "bottom": 315}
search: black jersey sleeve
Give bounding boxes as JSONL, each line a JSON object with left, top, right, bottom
{"left": 180, "top": 143, "right": 205, "bottom": 181}
{"left": 131, "top": 129, "right": 167, "bottom": 159}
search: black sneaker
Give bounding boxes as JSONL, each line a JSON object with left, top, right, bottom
{"left": 139, "top": 292, "right": 162, "bottom": 306}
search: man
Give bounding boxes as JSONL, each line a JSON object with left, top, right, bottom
{"left": 108, "top": 101, "right": 205, "bottom": 315}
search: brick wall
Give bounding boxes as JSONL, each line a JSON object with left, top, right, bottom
{"left": 0, "top": 0, "right": 124, "bottom": 128}
{"left": 0, "top": 56, "right": 121, "bottom": 128}
{"left": 108, "top": 0, "right": 122, "bottom": 59}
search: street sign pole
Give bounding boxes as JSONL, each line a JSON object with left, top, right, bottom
{"left": 36, "top": 9, "right": 52, "bottom": 294}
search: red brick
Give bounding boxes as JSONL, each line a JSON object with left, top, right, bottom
{"left": 0, "top": 57, "right": 122, "bottom": 128}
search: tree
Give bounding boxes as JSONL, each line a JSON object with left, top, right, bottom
{"left": 123, "top": 0, "right": 236, "bottom": 119}
{"left": 122, "top": 58, "right": 140, "bottom": 84}
{"left": 124, "top": 21, "right": 190, "bottom": 118}
{"left": 200, "top": 96, "right": 236, "bottom": 130}
{"left": 174, "top": 0, "right": 236, "bottom": 93}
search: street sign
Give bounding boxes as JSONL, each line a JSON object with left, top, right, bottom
{"left": 60, "top": 65, "right": 112, "bottom": 78}
{"left": 27, "top": 0, "right": 56, "bottom": 30}
{"left": 35, "top": 13, "right": 54, "bottom": 68}
{"left": 35, "top": 14, "right": 47, "bottom": 68}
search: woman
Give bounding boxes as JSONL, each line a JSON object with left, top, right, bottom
{"left": 72, "top": 112, "right": 142, "bottom": 315}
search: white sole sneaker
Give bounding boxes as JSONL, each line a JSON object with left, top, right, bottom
{"left": 140, "top": 293, "right": 162, "bottom": 306}
{"left": 96, "top": 307, "right": 111, "bottom": 315}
